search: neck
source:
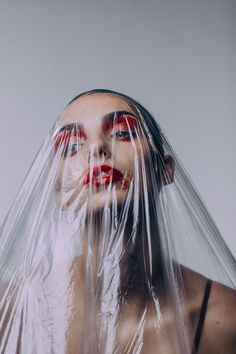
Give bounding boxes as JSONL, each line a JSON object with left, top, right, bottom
{"left": 73, "top": 202, "right": 166, "bottom": 302}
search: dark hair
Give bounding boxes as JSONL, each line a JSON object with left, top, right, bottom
{"left": 67, "top": 89, "right": 164, "bottom": 159}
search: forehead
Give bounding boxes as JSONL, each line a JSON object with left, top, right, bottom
{"left": 59, "top": 94, "right": 136, "bottom": 127}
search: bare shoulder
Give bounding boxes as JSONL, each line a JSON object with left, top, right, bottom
{"left": 210, "top": 278, "right": 236, "bottom": 310}
{"left": 181, "top": 265, "right": 236, "bottom": 301}
{"left": 206, "top": 280, "right": 236, "bottom": 336}
{"left": 181, "top": 266, "right": 236, "bottom": 317}
{"left": 181, "top": 266, "right": 236, "bottom": 353}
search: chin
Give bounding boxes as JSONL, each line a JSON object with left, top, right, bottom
{"left": 86, "top": 188, "right": 129, "bottom": 214}
{"left": 56, "top": 183, "right": 131, "bottom": 219}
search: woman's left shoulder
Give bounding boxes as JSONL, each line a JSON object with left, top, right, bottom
{"left": 208, "top": 279, "right": 236, "bottom": 331}
{"left": 199, "top": 280, "right": 236, "bottom": 353}
{"left": 181, "top": 266, "right": 236, "bottom": 353}
{"left": 181, "top": 265, "right": 236, "bottom": 322}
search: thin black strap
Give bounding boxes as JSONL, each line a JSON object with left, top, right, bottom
{"left": 192, "top": 279, "right": 212, "bottom": 354}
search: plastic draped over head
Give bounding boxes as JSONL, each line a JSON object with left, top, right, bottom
{"left": 0, "top": 89, "right": 235, "bottom": 354}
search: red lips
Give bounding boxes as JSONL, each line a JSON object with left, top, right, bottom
{"left": 84, "top": 165, "right": 124, "bottom": 187}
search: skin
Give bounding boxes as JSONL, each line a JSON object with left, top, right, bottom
{"left": 55, "top": 93, "right": 236, "bottom": 353}
{"left": 56, "top": 93, "right": 152, "bottom": 213}
{"left": 1, "top": 93, "right": 235, "bottom": 353}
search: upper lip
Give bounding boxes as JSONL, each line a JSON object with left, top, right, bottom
{"left": 84, "top": 164, "right": 124, "bottom": 186}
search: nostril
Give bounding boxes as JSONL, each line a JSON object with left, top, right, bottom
{"left": 87, "top": 144, "right": 111, "bottom": 162}
{"left": 99, "top": 148, "right": 109, "bottom": 159}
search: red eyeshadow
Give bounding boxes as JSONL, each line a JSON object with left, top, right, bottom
{"left": 55, "top": 130, "right": 70, "bottom": 152}
{"left": 55, "top": 129, "right": 87, "bottom": 152}
{"left": 116, "top": 115, "right": 138, "bottom": 129}
{"left": 102, "top": 115, "right": 138, "bottom": 132}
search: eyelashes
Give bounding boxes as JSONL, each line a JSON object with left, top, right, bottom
{"left": 63, "top": 142, "right": 85, "bottom": 157}
{"left": 110, "top": 123, "right": 137, "bottom": 141}
{"left": 55, "top": 116, "right": 138, "bottom": 157}
{"left": 111, "top": 131, "right": 137, "bottom": 140}
{"left": 55, "top": 130, "right": 86, "bottom": 157}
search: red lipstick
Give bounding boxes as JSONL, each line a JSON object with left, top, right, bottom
{"left": 84, "top": 165, "right": 124, "bottom": 187}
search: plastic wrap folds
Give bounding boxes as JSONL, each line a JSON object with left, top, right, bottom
{"left": 0, "top": 90, "right": 235, "bottom": 354}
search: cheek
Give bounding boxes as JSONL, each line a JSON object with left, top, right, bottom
{"left": 56, "top": 157, "right": 86, "bottom": 190}
{"left": 120, "top": 141, "right": 152, "bottom": 184}
{"left": 112, "top": 144, "right": 136, "bottom": 179}
{"left": 115, "top": 139, "right": 150, "bottom": 165}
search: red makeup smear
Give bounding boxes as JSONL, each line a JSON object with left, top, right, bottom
{"left": 55, "top": 129, "right": 87, "bottom": 153}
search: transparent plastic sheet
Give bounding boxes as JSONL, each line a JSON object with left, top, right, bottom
{"left": 0, "top": 90, "right": 235, "bottom": 354}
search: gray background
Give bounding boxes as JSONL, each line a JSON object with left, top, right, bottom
{"left": 0, "top": 0, "right": 235, "bottom": 257}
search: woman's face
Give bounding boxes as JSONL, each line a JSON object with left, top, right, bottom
{"left": 55, "top": 93, "right": 150, "bottom": 213}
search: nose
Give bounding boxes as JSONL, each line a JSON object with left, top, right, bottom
{"left": 87, "top": 139, "right": 111, "bottom": 163}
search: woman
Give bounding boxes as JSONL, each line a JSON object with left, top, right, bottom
{"left": 0, "top": 89, "right": 235, "bottom": 353}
